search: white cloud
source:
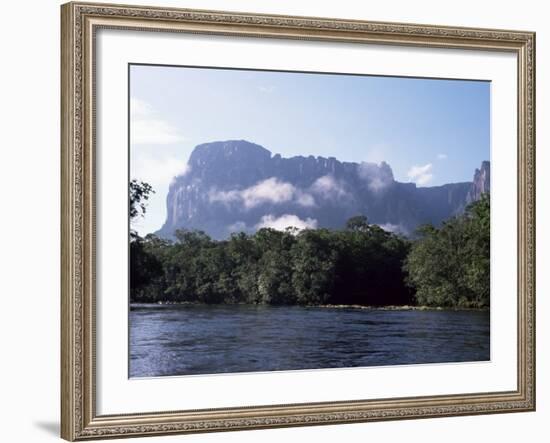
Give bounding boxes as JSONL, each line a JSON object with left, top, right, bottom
{"left": 311, "top": 175, "right": 350, "bottom": 200}
{"left": 208, "top": 189, "right": 241, "bottom": 205}
{"left": 379, "top": 223, "right": 408, "bottom": 235}
{"left": 407, "top": 163, "right": 434, "bottom": 186}
{"left": 209, "top": 177, "right": 316, "bottom": 209}
{"left": 437, "top": 153, "right": 448, "bottom": 160}
{"left": 368, "top": 177, "right": 386, "bottom": 192}
{"left": 241, "top": 178, "right": 295, "bottom": 208}
{"left": 130, "top": 97, "right": 153, "bottom": 118}
{"left": 256, "top": 214, "right": 318, "bottom": 232}
{"left": 295, "top": 191, "right": 316, "bottom": 207}
{"left": 258, "top": 85, "right": 275, "bottom": 93}
{"left": 132, "top": 120, "right": 185, "bottom": 145}
{"left": 131, "top": 154, "right": 189, "bottom": 185}
{"left": 358, "top": 162, "right": 394, "bottom": 192}
{"left": 364, "top": 143, "right": 391, "bottom": 164}
{"left": 130, "top": 97, "right": 185, "bottom": 145}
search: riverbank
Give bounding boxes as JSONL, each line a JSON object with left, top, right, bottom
{"left": 130, "top": 301, "right": 488, "bottom": 312}
{"left": 316, "top": 304, "right": 488, "bottom": 311}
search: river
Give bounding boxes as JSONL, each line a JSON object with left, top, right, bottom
{"left": 129, "top": 304, "right": 489, "bottom": 377}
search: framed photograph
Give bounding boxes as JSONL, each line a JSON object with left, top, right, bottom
{"left": 61, "top": 2, "right": 536, "bottom": 440}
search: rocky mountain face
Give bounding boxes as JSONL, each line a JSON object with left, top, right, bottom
{"left": 467, "top": 160, "right": 491, "bottom": 203}
{"left": 157, "top": 140, "right": 490, "bottom": 239}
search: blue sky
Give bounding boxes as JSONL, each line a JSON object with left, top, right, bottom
{"left": 130, "top": 64, "right": 490, "bottom": 235}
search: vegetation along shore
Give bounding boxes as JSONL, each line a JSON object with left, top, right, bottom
{"left": 130, "top": 180, "right": 490, "bottom": 309}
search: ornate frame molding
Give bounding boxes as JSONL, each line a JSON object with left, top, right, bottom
{"left": 61, "top": 2, "right": 535, "bottom": 440}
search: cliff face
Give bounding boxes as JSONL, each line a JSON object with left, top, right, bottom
{"left": 157, "top": 140, "right": 489, "bottom": 239}
{"left": 467, "top": 160, "right": 491, "bottom": 203}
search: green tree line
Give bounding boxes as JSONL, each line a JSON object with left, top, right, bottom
{"left": 130, "top": 181, "right": 489, "bottom": 308}
{"left": 404, "top": 193, "right": 490, "bottom": 308}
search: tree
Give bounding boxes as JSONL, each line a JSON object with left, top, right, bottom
{"left": 332, "top": 219, "right": 411, "bottom": 306}
{"left": 291, "top": 229, "right": 337, "bottom": 305}
{"left": 404, "top": 194, "right": 490, "bottom": 308}
{"left": 227, "top": 232, "right": 261, "bottom": 303}
{"left": 258, "top": 249, "right": 295, "bottom": 304}
{"left": 346, "top": 215, "right": 369, "bottom": 232}
{"left": 130, "top": 238, "right": 163, "bottom": 301}
{"left": 461, "top": 193, "right": 490, "bottom": 306}
{"left": 255, "top": 228, "right": 296, "bottom": 304}
{"left": 129, "top": 203, "right": 485, "bottom": 308}
{"left": 130, "top": 179, "right": 154, "bottom": 221}
{"left": 128, "top": 180, "right": 162, "bottom": 301}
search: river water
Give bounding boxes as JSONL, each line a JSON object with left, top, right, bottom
{"left": 129, "top": 304, "right": 489, "bottom": 377}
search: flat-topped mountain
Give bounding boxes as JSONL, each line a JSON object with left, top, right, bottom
{"left": 157, "top": 140, "right": 490, "bottom": 239}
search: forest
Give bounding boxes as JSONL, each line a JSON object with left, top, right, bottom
{"left": 130, "top": 180, "right": 490, "bottom": 309}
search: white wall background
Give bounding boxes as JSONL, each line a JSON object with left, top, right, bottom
{"left": 0, "top": 0, "right": 546, "bottom": 442}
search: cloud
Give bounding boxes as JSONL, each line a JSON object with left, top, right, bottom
{"left": 311, "top": 175, "right": 350, "bottom": 200}
{"left": 258, "top": 85, "right": 275, "bottom": 93}
{"left": 208, "top": 189, "right": 241, "bottom": 205}
{"left": 132, "top": 120, "right": 185, "bottom": 145}
{"left": 131, "top": 154, "right": 189, "bottom": 185}
{"left": 130, "top": 97, "right": 185, "bottom": 145}
{"left": 437, "top": 153, "right": 448, "bottom": 160}
{"left": 295, "top": 191, "right": 316, "bottom": 207}
{"left": 256, "top": 214, "right": 318, "bottom": 232}
{"left": 379, "top": 223, "right": 408, "bottom": 235}
{"left": 130, "top": 97, "right": 154, "bottom": 118}
{"left": 241, "top": 178, "right": 295, "bottom": 208}
{"left": 407, "top": 163, "right": 434, "bottom": 186}
{"left": 358, "top": 162, "right": 394, "bottom": 192}
{"left": 364, "top": 143, "right": 391, "bottom": 164}
{"left": 209, "top": 177, "right": 316, "bottom": 209}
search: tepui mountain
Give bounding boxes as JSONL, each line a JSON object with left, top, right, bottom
{"left": 156, "top": 140, "right": 490, "bottom": 239}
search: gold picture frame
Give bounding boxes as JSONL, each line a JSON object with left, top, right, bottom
{"left": 61, "top": 2, "right": 536, "bottom": 440}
